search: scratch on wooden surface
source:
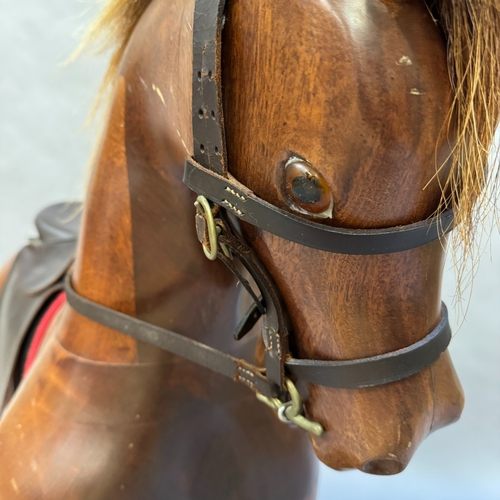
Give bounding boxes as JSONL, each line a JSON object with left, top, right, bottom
{"left": 152, "top": 84, "right": 166, "bottom": 107}
{"left": 410, "top": 88, "right": 426, "bottom": 96}
{"left": 11, "top": 478, "right": 19, "bottom": 494}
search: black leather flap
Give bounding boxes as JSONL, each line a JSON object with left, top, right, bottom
{"left": 35, "top": 202, "right": 82, "bottom": 243}
{"left": 20, "top": 241, "right": 77, "bottom": 295}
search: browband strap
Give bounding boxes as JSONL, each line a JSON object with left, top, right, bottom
{"left": 65, "top": 274, "right": 451, "bottom": 394}
{"left": 184, "top": 158, "right": 454, "bottom": 255}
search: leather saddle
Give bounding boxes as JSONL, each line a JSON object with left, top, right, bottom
{"left": 0, "top": 202, "right": 81, "bottom": 408}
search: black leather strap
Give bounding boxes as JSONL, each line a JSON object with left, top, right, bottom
{"left": 215, "top": 217, "right": 290, "bottom": 389}
{"left": 184, "top": 158, "right": 454, "bottom": 254}
{"left": 64, "top": 273, "right": 279, "bottom": 398}
{"left": 287, "top": 304, "right": 451, "bottom": 388}
{"left": 65, "top": 273, "right": 452, "bottom": 393}
{"left": 191, "top": 0, "right": 228, "bottom": 175}
{"left": 186, "top": 0, "right": 453, "bottom": 255}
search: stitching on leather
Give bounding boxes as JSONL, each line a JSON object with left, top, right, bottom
{"left": 265, "top": 326, "right": 280, "bottom": 356}
{"left": 237, "top": 366, "right": 255, "bottom": 388}
{"left": 239, "top": 367, "right": 255, "bottom": 378}
{"left": 222, "top": 199, "right": 244, "bottom": 216}
{"left": 264, "top": 326, "right": 272, "bottom": 351}
{"left": 275, "top": 332, "right": 281, "bottom": 357}
{"left": 225, "top": 187, "right": 246, "bottom": 201}
{"left": 238, "top": 377, "right": 255, "bottom": 389}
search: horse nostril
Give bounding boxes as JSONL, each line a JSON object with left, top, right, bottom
{"left": 361, "top": 457, "right": 406, "bottom": 475}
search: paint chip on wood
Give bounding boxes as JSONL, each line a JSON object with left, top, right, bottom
{"left": 397, "top": 56, "right": 412, "bottom": 66}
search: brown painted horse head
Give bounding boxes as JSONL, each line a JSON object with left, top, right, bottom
{"left": 221, "top": 0, "right": 462, "bottom": 473}
{"left": 1, "top": 0, "right": 499, "bottom": 497}
{"left": 88, "top": 0, "right": 466, "bottom": 473}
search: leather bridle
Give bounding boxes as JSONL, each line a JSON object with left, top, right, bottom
{"left": 65, "top": 0, "right": 454, "bottom": 435}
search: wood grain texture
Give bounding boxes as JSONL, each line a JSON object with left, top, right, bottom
{"left": 222, "top": 0, "right": 463, "bottom": 473}
{"left": 0, "top": 0, "right": 317, "bottom": 497}
{"left": 0, "top": 0, "right": 465, "bottom": 497}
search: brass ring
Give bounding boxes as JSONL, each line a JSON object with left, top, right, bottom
{"left": 195, "top": 195, "right": 218, "bottom": 261}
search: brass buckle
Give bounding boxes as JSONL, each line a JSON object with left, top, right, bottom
{"left": 194, "top": 195, "right": 231, "bottom": 260}
{"left": 256, "top": 377, "right": 324, "bottom": 436}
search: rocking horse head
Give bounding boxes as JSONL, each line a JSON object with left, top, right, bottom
{"left": 65, "top": 0, "right": 498, "bottom": 478}
{"left": 212, "top": 0, "right": 461, "bottom": 473}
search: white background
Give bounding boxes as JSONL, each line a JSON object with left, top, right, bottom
{"left": 0, "top": 1, "right": 499, "bottom": 498}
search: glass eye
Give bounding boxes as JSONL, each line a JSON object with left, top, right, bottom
{"left": 283, "top": 158, "right": 333, "bottom": 218}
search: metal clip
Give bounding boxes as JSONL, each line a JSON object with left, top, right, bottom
{"left": 256, "top": 377, "right": 324, "bottom": 436}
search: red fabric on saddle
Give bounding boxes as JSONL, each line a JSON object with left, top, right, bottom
{"left": 23, "top": 292, "right": 66, "bottom": 378}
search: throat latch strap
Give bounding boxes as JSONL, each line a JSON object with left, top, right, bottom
{"left": 64, "top": 273, "right": 279, "bottom": 398}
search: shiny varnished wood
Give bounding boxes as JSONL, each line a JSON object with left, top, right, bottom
{"left": 0, "top": 0, "right": 464, "bottom": 498}
{"left": 222, "top": 0, "right": 463, "bottom": 473}
{"left": 0, "top": 0, "right": 317, "bottom": 498}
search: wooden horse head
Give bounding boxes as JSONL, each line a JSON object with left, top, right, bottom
{"left": 220, "top": 0, "right": 461, "bottom": 473}
{"left": 1, "top": 0, "right": 499, "bottom": 496}
{"left": 56, "top": 0, "right": 496, "bottom": 475}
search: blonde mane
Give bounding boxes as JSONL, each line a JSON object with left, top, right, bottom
{"left": 82, "top": 0, "right": 500, "bottom": 278}
{"left": 430, "top": 0, "right": 500, "bottom": 291}
{"left": 74, "top": 0, "right": 153, "bottom": 108}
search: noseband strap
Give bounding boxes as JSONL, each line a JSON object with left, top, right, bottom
{"left": 65, "top": 274, "right": 451, "bottom": 395}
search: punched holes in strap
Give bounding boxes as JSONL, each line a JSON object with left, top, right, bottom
{"left": 192, "top": 0, "right": 228, "bottom": 175}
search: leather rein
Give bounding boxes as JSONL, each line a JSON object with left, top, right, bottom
{"left": 64, "top": 0, "right": 454, "bottom": 435}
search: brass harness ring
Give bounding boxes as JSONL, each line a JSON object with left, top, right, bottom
{"left": 195, "top": 195, "right": 219, "bottom": 261}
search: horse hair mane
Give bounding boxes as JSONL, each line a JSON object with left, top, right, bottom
{"left": 427, "top": 0, "right": 500, "bottom": 286}
{"left": 80, "top": 0, "right": 500, "bottom": 278}
{"left": 74, "top": 0, "right": 153, "bottom": 107}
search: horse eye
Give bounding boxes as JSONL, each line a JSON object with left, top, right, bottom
{"left": 283, "top": 158, "right": 333, "bottom": 218}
